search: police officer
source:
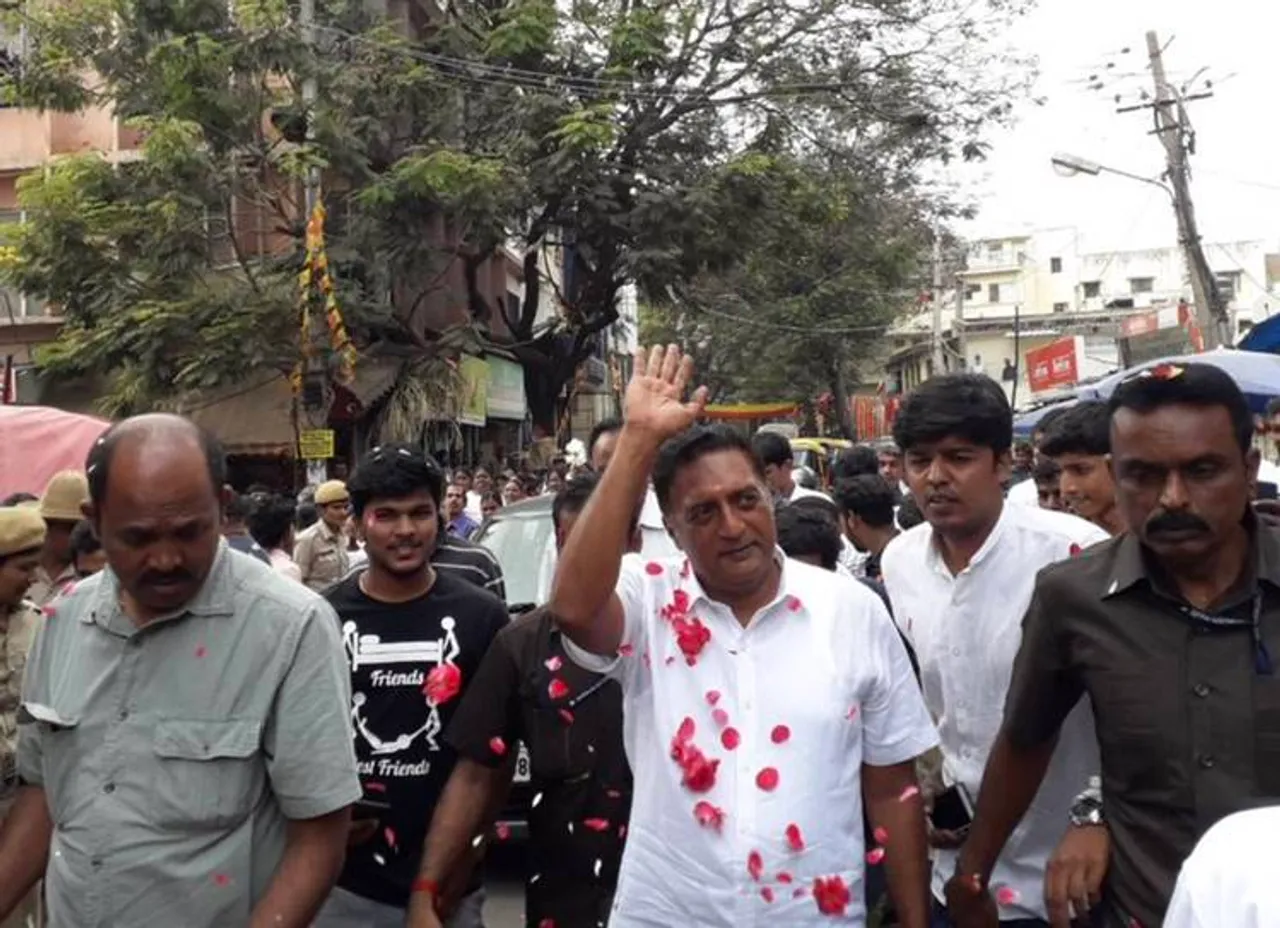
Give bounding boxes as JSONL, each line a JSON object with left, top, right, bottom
{"left": 295, "top": 480, "right": 351, "bottom": 591}
{"left": 26, "top": 471, "right": 88, "bottom": 607}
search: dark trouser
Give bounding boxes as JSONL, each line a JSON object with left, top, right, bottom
{"left": 930, "top": 899, "right": 1048, "bottom": 928}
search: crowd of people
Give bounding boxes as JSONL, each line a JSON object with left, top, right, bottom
{"left": 0, "top": 345, "right": 1278, "bottom": 928}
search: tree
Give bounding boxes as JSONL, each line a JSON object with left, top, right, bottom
{"left": 2, "top": 0, "right": 1033, "bottom": 429}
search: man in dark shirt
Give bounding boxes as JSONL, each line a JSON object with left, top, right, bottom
{"left": 834, "top": 474, "right": 900, "bottom": 580}
{"left": 407, "top": 473, "right": 636, "bottom": 928}
{"left": 222, "top": 491, "right": 270, "bottom": 564}
{"left": 315, "top": 445, "right": 509, "bottom": 928}
{"left": 947, "top": 363, "right": 1280, "bottom": 928}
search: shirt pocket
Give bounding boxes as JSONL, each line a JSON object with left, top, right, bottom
{"left": 152, "top": 719, "right": 264, "bottom": 830}
{"left": 1253, "top": 677, "right": 1280, "bottom": 794}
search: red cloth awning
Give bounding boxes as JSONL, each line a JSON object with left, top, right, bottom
{"left": 0, "top": 406, "right": 110, "bottom": 500}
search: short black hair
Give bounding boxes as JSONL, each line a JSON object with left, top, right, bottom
{"left": 295, "top": 501, "right": 318, "bottom": 530}
{"left": 1109, "top": 362, "right": 1253, "bottom": 453}
{"left": 1039, "top": 401, "right": 1111, "bottom": 458}
{"left": 832, "top": 445, "right": 880, "bottom": 480}
{"left": 654, "top": 424, "right": 765, "bottom": 513}
{"left": 587, "top": 418, "right": 623, "bottom": 461}
{"left": 896, "top": 494, "right": 925, "bottom": 530}
{"left": 1032, "top": 457, "right": 1062, "bottom": 483}
{"left": 480, "top": 491, "right": 502, "bottom": 507}
{"left": 552, "top": 472, "right": 640, "bottom": 537}
{"left": 70, "top": 519, "right": 100, "bottom": 558}
{"left": 1033, "top": 405, "right": 1073, "bottom": 444}
{"left": 348, "top": 444, "right": 446, "bottom": 516}
{"left": 893, "top": 374, "right": 1012, "bottom": 456}
{"left": 453, "top": 466, "right": 472, "bottom": 479}
{"left": 1267, "top": 398, "right": 1280, "bottom": 418}
{"left": 248, "top": 494, "right": 297, "bottom": 550}
{"left": 834, "top": 475, "right": 897, "bottom": 528}
{"left": 750, "top": 431, "right": 793, "bottom": 468}
{"left": 1, "top": 492, "right": 37, "bottom": 507}
{"left": 224, "top": 492, "right": 254, "bottom": 523}
{"left": 775, "top": 502, "right": 842, "bottom": 571}
{"left": 86, "top": 417, "right": 226, "bottom": 507}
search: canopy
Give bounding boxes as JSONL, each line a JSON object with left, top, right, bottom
{"left": 1077, "top": 349, "right": 1280, "bottom": 414}
{"left": 1238, "top": 315, "right": 1280, "bottom": 354}
{"left": 704, "top": 402, "right": 800, "bottom": 421}
{"left": 0, "top": 405, "right": 110, "bottom": 500}
{"left": 1013, "top": 398, "right": 1079, "bottom": 439}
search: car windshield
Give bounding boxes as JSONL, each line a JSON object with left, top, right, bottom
{"left": 475, "top": 505, "right": 554, "bottom": 609}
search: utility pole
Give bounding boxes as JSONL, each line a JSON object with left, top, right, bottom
{"left": 1123, "top": 32, "right": 1226, "bottom": 348}
{"left": 300, "top": 0, "right": 319, "bottom": 217}
{"left": 954, "top": 277, "right": 966, "bottom": 369}
{"left": 931, "top": 224, "right": 945, "bottom": 375}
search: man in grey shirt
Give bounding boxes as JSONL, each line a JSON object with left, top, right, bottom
{"left": 0, "top": 415, "right": 361, "bottom": 928}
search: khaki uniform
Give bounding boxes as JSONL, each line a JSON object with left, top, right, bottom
{"left": 23, "top": 564, "right": 75, "bottom": 610}
{"left": 0, "top": 601, "right": 42, "bottom": 928}
{"left": 294, "top": 521, "right": 350, "bottom": 592}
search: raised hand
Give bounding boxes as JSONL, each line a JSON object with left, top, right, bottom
{"left": 624, "top": 344, "right": 710, "bottom": 441}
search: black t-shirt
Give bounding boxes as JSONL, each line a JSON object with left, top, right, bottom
{"left": 446, "top": 608, "right": 631, "bottom": 928}
{"left": 326, "top": 570, "right": 510, "bottom": 909}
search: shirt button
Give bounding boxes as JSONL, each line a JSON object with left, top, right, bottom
{"left": 1192, "top": 683, "right": 1211, "bottom": 698}
{"left": 90, "top": 858, "right": 102, "bottom": 869}
{"left": 1197, "top": 753, "right": 1216, "bottom": 769}
{"left": 951, "top": 647, "right": 962, "bottom": 657}
{"left": 103, "top": 783, "right": 115, "bottom": 794}
{"left": 117, "top": 709, "right": 129, "bottom": 721}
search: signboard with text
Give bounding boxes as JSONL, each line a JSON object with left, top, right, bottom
{"left": 299, "top": 429, "right": 335, "bottom": 460}
{"left": 1025, "top": 337, "right": 1081, "bottom": 393}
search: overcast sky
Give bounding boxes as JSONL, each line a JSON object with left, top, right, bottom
{"left": 953, "top": 0, "right": 1280, "bottom": 255}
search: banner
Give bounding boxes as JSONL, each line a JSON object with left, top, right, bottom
{"left": 486, "top": 357, "right": 527, "bottom": 420}
{"left": 458, "top": 356, "right": 488, "bottom": 427}
{"left": 1026, "top": 337, "right": 1080, "bottom": 393}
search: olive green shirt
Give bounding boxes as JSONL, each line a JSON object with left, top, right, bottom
{"left": 0, "top": 600, "right": 40, "bottom": 803}
{"left": 18, "top": 543, "right": 361, "bottom": 927}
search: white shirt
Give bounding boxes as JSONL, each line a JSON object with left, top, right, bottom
{"left": 788, "top": 483, "right": 830, "bottom": 503}
{"left": 1006, "top": 477, "right": 1039, "bottom": 507}
{"left": 269, "top": 548, "right": 302, "bottom": 583}
{"left": 566, "top": 553, "right": 938, "bottom": 927}
{"left": 1164, "top": 808, "right": 1280, "bottom": 928}
{"left": 880, "top": 504, "right": 1108, "bottom": 920}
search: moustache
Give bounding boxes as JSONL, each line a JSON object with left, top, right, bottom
{"left": 1145, "top": 510, "right": 1210, "bottom": 536}
{"left": 140, "top": 570, "right": 194, "bottom": 586}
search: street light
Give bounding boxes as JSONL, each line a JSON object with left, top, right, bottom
{"left": 1050, "top": 151, "right": 1174, "bottom": 203}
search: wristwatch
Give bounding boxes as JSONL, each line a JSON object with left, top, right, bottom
{"left": 1069, "top": 777, "right": 1104, "bottom": 828}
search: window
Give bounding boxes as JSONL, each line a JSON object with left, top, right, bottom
{"left": 986, "top": 243, "right": 1003, "bottom": 263}
{"left": 988, "top": 283, "right": 1001, "bottom": 304}
{"left": 1050, "top": 257, "right": 1063, "bottom": 274}
{"left": 1053, "top": 302, "right": 1069, "bottom": 313}
{"left": 1082, "top": 281, "right": 1102, "bottom": 299}
{"left": 1215, "top": 271, "right": 1243, "bottom": 303}
{"left": 1130, "top": 277, "right": 1155, "bottom": 294}
{"left": 964, "top": 284, "right": 981, "bottom": 301}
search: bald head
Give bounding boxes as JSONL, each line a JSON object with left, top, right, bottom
{"left": 87, "top": 414, "right": 226, "bottom": 508}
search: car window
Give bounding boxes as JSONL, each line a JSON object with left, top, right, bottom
{"left": 475, "top": 507, "right": 554, "bottom": 609}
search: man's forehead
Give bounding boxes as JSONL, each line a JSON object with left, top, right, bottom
{"left": 671, "top": 451, "right": 761, "bottom": 502}
{"left": 1112, "top": 403, "right": 1234, "bottom": 443}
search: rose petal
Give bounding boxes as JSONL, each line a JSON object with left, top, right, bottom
{"left": 423, "top": 663, "right": 463, "bottom": 706}
{"left": 676, "top": 717, "right": 696, "bottom": 742}
{"left": 747, "top": 850, "right": 764, "bottom": 881}
{"left": 547, "top": 678, "right": 571, "bottom": 700}
{"left": 364, "top": 781, "right": 387, "bottom": 793}
{"left": 705, "top": 689, "right": 721, "bottom": 706}
{"left": 212, "top": 873, "right": 231, "bottom": 887}
{"left": 761, "top": 887, "right": 775, "bottom": 903}
{"left": 41, "top": 605, "right": 56, "bottom": 618}
{"left": 558, "top": 708, "right": 575, "bottom": 724}
{"left": 544, "top": 655, "right": 563, "bottom": 672}
{"left": 812, "top": 875, "right": 851, "bottom": 915}
{"left": 618, "top": 643, "right": 635, "bottom": 657}
{"left": 194, "top": 645, "right": 207, "bottom": 659}
{"left": 865, "top": 847, "right": 885, "bottom": 865}
{"left": 777, "top": 871, "right": 794, "bottom": 884}
{"left": 873, "top": 826, "right": 889, "bottom": 844}
{"left": 786, "top": 595, "right": 802, "bottom": 612}
{"left": 845, "top": 704, "right": 860, "bottom": 720}
{"left": 720, "top": 727, "right": 741, "bottom": 750}
{"left": 693, "top": 801, "right": 725, "bottom": 831}
{"left": 770, "top": 724, "right": 790, "bottom": 744}
{"left": 384, "top": 826, "right": 397, "bottom": 847}
{"left": 996, "top": 886, "right": 1020, "bottom": 907}
{"left": 496, "top": 823, "right": 511, "bottom": 841}
{"left": 711, "top": 708, "right": 730, "bottom": 727}
{"left": 538, "top": 919, "right": 556, "bottom": 928}
{"left": 619, "top": 824, "right": 627, "bottom": 839}
{"left": 897, "top": 784, "right": 921, "bottom": 803}
{"left": 793, "top": 887, "right": 808, "bottom": 899}
{"left": 489, "top": 736, "right": 507, "bottom": 757}
{"left": 583, "top": 818, "right": 610, "bottom": 832}
{"left": 785, "top": 823, "right": 804, "bottom": 851}
{"left": 645, "top": 561, "right": 663, "bottom": 575}
{"left": 664, "top": 655, "right": 675, "bottom": 665}
{"left": 756, "top": 767, "right": 780, "bottom": 791}
{"left": 1069, "top": 543, "right": 1082, "bottom": 557}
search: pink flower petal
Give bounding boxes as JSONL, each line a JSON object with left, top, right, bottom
{"left": 212, "top": 873, "right": 231, "bottom": 887}
{"left": 664, "top": 655, "right": 675, "bottom": 665}
{"left": 645, "top": 561, "right": 663, "bottom": 575}
{"left": 756, "top": 767, "right": 780, "bottom": 791}
{"left": 41, "top": 605, "right": 55, "bottom": 618}
{"left": 194, "top": 645, "right": 207, "bottom": 659}
{"left": 489, "top": 736, "right": 507, "bottom": 757}
{"left": 676, "top": 717, "right": 696, "bottom": 742}
{"left": 792, "top": 887, "right": 808, "bottom": 899}
{"left": 897, "top": 784, "right": 921, "bottom": 803}
{"left": 705, "top": 689, "right": 721, "bottom": 706}
{"left": 617, "top": 643, "right": 635, "bottom": 657}
{"left": 777, "top": 871, "right": 794, "bottom": 884}
{"left": 786, "top": 595, "right": 802, "bottom": 612}
{"left": 384, "top": 826, "right": 397, "bottom": 847}
{"left": 995, "top": 886, "right": 1020, "bottom": 907}
{"left": 845, "top": 704, "right": 860, "bottom": 720}
{"left": 760, "top": 887, "right": 775, "bottom": 903}
{"left": 544, "top": 655, "right": 563, "bottom": 672}
{"left": 770, "top": 724, "right": 790, "bottom": 744}
{"left": 693, "top": 801, "right": 725, "bottom": 831}
{"left": 364, "top": 781, "right": 387, "bottom": 793}
{"left": 547, "top": 678, "right": 570, "bottom": 700}
{"left": 583, "top": 818, "right": 610, "bottom": 832}
{"left": 558, "top": 708, "right": 575, "bottom": 725}
{"left": 711, "top": 708, "right": 730, "bottom": 727}
{"left": 496, "top": 823, "right": 511, "bottom": 841}
{"left": 873, "top": 826, "right": 889, "bottom": 844}
{"left": 865, "top": 847, "right": 885, "bottom": 865}
{"left": 720, "top": 727, "right": 741, "bottom": 751}
{"left": 747, "top": 850, "right": 764, "bottom": 881}
{"left": 785, "top": 823, "right": 804, "bottom": 851}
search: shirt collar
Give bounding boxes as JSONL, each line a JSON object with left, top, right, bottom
{"left": 1104, "top": 515, "right": 1280, "bottom": 600}
{"left": 923, "top": 502, "right": 1010, "bottom": 577}
{"left": 682, "top": 547, "right": 796, "bottom": 615}
{"left": 86, "top": 541, "right": 237, "bottom": 629}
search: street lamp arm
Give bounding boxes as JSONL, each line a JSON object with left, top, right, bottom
{"left": 1093, "top": 164, "right": 1176, "bottom": 203}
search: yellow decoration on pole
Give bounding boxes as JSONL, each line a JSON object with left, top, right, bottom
{"left": 292, "top": 200, "right": 357, "bottom": 394}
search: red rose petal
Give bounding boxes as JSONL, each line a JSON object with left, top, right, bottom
{"left": 364, "top": 780, "right": 387, "bottom": 793}
{"left": 619, "top": 824, "right": 627, "bottom": 839}
{"left": 747, "top": 850, "right": 764, "bottom": 881}
{"left": 845, "top": 704, "right": 860, "bottom": 720}
{"left": 995, "top": 886, "right": 1020, "bottom": 906}
{"left": 384, "top": 826, "right": 397, "bottom": 847}
{"left": 583, "top": 818, "right": 610, "bottom": 832}
{"left": 645, "top": 561, "right": 663, "bottom": 575}
{"left": 489, "top": 736, "right": 507, "bottom": 756}
{"left": 1069, "top": 543, "right": 1082, "bottom": 557}
{"left": 770, "top": 724, "right": 790, "bottom": 744}
{"left": 711, "top": 708, "right": 730, "bottom": 727}
{"left": 693, "top": 800, "right": 725, "bottom": 831}
{"left": 873, "top": 826, "right": 889, "bottom": 844}
{"left": 424, "top": 663, "right": 463, "bottom": 706}
{"left": 544, "top": 655, "right": 563, "bottom": 672}
{"left": 212, "top": 873, "right": 231, "bottom": 887}
{"left": 41, "top": 605, "right": 55, "bottom": 618}
{"left": 756, "top": 767, "right": 780, "bottom": 791}
{"left": 812, "top": 875, "right": 851, "bottom": 916}
{"left": 760, "top": 886, "right": 775, "bottom": 903}
{"left": 664, "top": 655, "right": 675, "bottom": 665}
{"left": 618, "top": 643, "right": 635, "bottom": 656}
{"left": 558, "top": 708, "right": 575, "bottom": 725}
{"left": 866, "top": 847, "right": 885, "bottom": 865}
{"left": 676, "top": 717, "right": 696, "bottom": 742}
{"left": 720, "top": 727, "right": 741, "bottom": 750}
{"left": 538, "top": 920, "right": 556, "bottom": 928}
{"left": 194, "top": 644, "right": 207, "bottom": 659}
{"left": 547, "top": 678, "right": 571, "bottom": 700}
{"left": 777, "top": 871, "right": 794, "bottom": 884}
{"left": 786, "top": 595, "right": 802, "bottom": 612}
{"left": 705, "top": 689, "right": 721, "bottom": 706}
{"left": 897, "top": 784, "right": 921, "bottom": 803}
{"left": 496, "top": 823, "right": 511, "bottom": 841}
{"left": 785, "top": 823, "right": 804, "bottom": 851}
